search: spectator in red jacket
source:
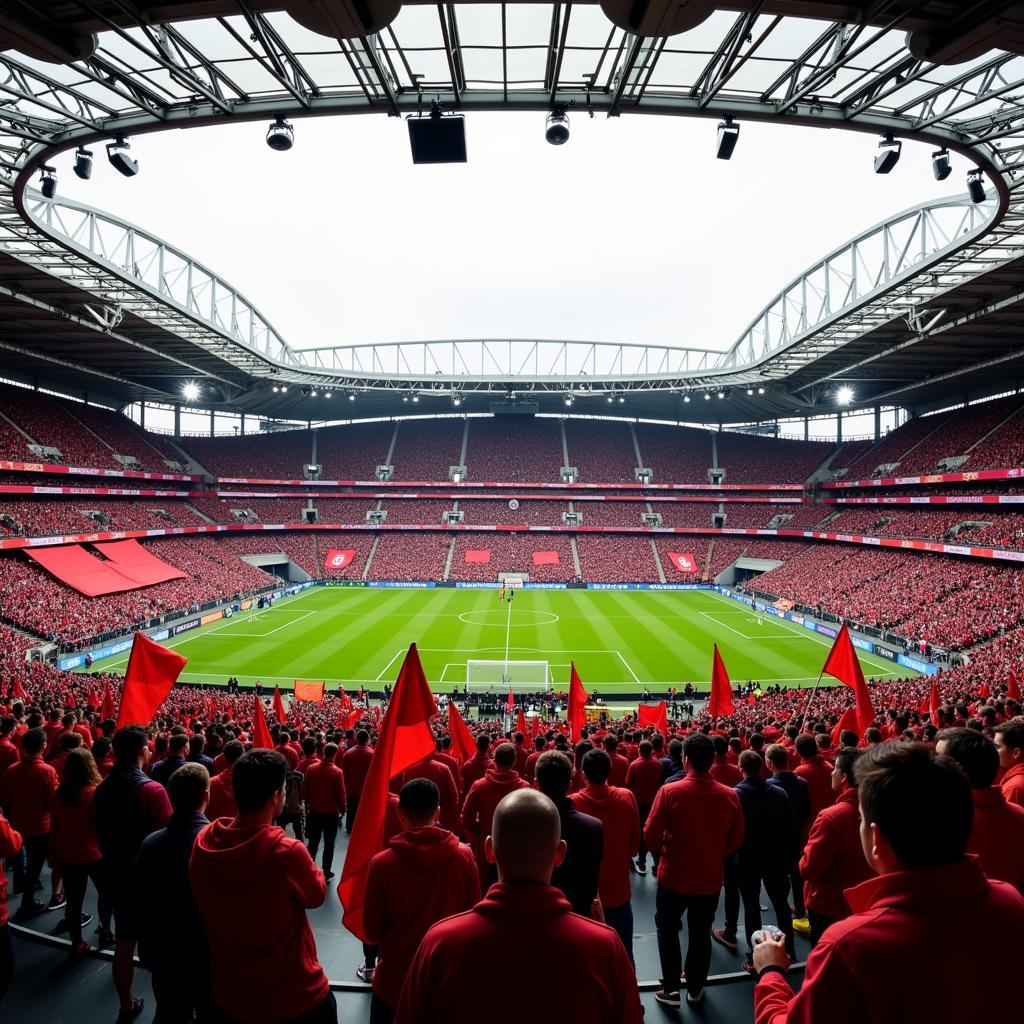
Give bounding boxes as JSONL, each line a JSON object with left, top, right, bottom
{"left": 0, "top": 807, "right": 22, "bottom": 1009}
{"left": 190, "top": 748, "right": 334, "bottom": 1024}
{"left": 524, "top": 735, "right": 546, "bottom": 782}
{"left": 644, "top": 733, "right": 744, "bottom": 1008}
{"left": 937, "top": 727, "right": 1024, "bottom": 893}
{"left": 364, "top": 779, "right": 480, "bottom": 1024}
{"left": 793, "top": 733, "right": 834, "bottom": 826}
{"left": 572, "top": 748, "right": 641, "bottom": 965}
{"left": 459, "top": 734, "right": 494, "bottom": 797}
{"left": 753, "top": 742, "right": 1024, "bottom": 1024}
{"left": 994, "top": 717, "right": 1024, "bottom": 809}
{"left": 433, "top": 738, "right": 462, "bottom": 798}
{"left": 341, "top": 730, "right": 374, "bottom": 832}
{"left": 401, "top": 755, "right": 458, "bottom": 833}
{"left": 603, "top": 736, "right": 630, "bottom": 788}
{"left": 625, "top": 740, "right": 665, "bottom": 877}
{"left": 0, "top": 718, "right": 21, "bottom": 787}
{"left": 0, "top": 727, "right": 60, "bottom": 914}
{"left": 207, "top": 740, "right": 243, "bottom": 821}
{"left": 710, "top": 735, "right": 742, "bottom": 787}
{"left": 394, "top": 788, "right": 642, "bottom": 1024}
{"left": 461, "top": 743, "right": 530, "bottom": 886}
{"left": 50, "top": 748, "right": 111, "bottom": 953}
{"left": 302, "top": 742, "right": 346, "bottom": 881}
{"left": 799, "top": 747, "right": 873, "bottom": 944}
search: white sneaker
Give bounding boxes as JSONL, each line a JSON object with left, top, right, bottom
{"left": 356, "top": 965, "right": 374, "bottom": 983}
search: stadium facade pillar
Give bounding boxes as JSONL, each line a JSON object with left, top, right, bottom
{"left": 804, "top": 417, "right": 809, "bottom": 441}
{"left": 240, "top": 413, "right": 245, "bottom": 436}
{"left": 836, "top": 411, "right": 843, "bottom": 443}
{"left": 874, "top": 405, "right": 881, "bottom": 440}
{"left": 210, "top": 408, "right": 215, "bottom": 437}
{"left": 139, "top": 402, "right": 145, "bottom": 429}
{"left": 173, "top": 404, "right": 181, "bottom": 438}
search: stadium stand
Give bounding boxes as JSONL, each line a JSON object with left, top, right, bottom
{"left": 575, "top": 535, "right": 661, "bottom": 582}
{"left": 368, "top": 533, "right": 452, "bottom": 581}
{"left": 564, "top": 420, "right": 638, "bottom": 483}
{"left": 448, "top": 534, "right": 575, "bottom": 582}
{"left": 577, "top": 501, "right": 650, "bottom": 527}
{"left": 465, "top": 417, "right": 563, "bottom": 481}
{"left": 378, "top": 500, "right": 453, "bottom": 525}
{"left": 390, "top": 419, "right": 464, "bottom": 480}
{"left": 633, "top": 424, "right": 713, "bottom": 483}
{"left": 841, "top": 413, "right": 954, "bottom": 479}
{"left": 457, "top": 499, "right": 566, "bottom": 526}
{"left": 714, "top": 432, "right": 834, "bottom": 484}
{"left": 183, "top": 431, "right": 314, "bottom": 478}
{"left": 56, "top": 401, "right": 186, "bottom": 472}
{"left": 316, "top": 422, "right": 395, "bottom": 479}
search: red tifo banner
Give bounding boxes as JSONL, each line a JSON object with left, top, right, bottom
{"left": 666, "top": 551, "right": 698, "bottom": 573}
{"left": 26, "top": 540, "right": 184, "bottom": 596}
{"left": 464, "top": 549, "right": 491, "bottom": 564}
{"left": 323, "top": 548, "right": 356, "bottom": 570}
{"left": 294, "top": 680, "right": 325, "bottom": 702}
{"left": 533, "top": 550, "right": 560, "bottom": 565}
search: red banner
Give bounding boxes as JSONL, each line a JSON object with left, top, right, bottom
{"left": 294, "top": 680, "right": 325, "bottom": 702}
{"left": 666, "top": 551, "right": 698, "bottom": 573}
{"left": 532, "top": 550, "right": 560, "bottom": 565}
{"left": 465, "top": 548, "right": 491, "bottom": 564}
{"left": 323, "top": 548, "right": 356, "bottom": 570}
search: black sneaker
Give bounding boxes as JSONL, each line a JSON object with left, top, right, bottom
{"left": 115, "top": 998, "right": 145, "bottom": 1024}
{"left": 712, "top": 927, "right": 738, "bottom": 951}
{"left": 20, "top": 898, "right": 47, "bottom": 915}
{"left": 46, "top": 895, "right": 67, "bottom": 912}
{"left": 654, "top": 990, "right": 681, "bottom": 1007}
{"left": 324, "top": 871, "right": 335, "bottom": 881}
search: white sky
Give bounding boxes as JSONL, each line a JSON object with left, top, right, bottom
{"left": 51, "top": 112, "right": 976, "bottom": 354}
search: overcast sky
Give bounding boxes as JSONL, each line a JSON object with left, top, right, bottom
{"left": 51, "top": 112, "right": 976, "bottom": 355}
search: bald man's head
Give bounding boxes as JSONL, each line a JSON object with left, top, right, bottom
{"left": 485, "top": 789, "right": 566, "bottom": 884}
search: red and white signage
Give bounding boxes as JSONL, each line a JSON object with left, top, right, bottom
{"left": 667, "top": 551, "right": 698, "bottom": 573}
{"left": 323, "top": 548, "right": 356, "bottom": 570}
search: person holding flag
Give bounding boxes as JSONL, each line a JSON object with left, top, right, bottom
{"left": 709, "top": 646, "right": 735, "bottom": 723}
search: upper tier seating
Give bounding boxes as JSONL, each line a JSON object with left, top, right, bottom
{"left": 457, "top": 500, "right": 565, "bottom": 527}
{"left": 465, "top": 417, "right": 563, "bottom": 482}
{"left": 714, "top": 432, "right": 833, "bottom": 484}
{"left": 183, "top": 431, "right": 314, "bottom": 478}
{"left": 378, "top": 500, "right": 454, "bottom": 525}
{"left": 633, "top": 424, "right": 714, "bottom": 483}
{"left": 841, "top": 413, "right": 954, "bottom": 479}
{"left": 391, "top": 419, "right": 464, "bottom": 480}
{"left": 58, "top": 401, "right": 185, "bottom": 472}
{"left": 316, "top": 422, "right": 395, "bottom": 479}
{"left": 577, "top": 501, "right": 650, "bottom": 527}
{"left": 0, "top": 387, "right": 118, "bottom": 468}
{"left": 963, "top": 403, "right": 1024, "bottom": 471}
{"left": 564, "top": 420, "right": 638, "bottom": 483}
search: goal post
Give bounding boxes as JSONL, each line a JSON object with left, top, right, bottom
{"left": 466, "top": 660, "right": 550, "bottom": 691}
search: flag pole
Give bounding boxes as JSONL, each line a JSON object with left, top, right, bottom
{"left": 802, "top": 670, "right": 825, "bottom": 724}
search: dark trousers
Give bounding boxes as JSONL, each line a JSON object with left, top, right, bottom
{"left": 655, "top": 884, "right": 719, "bottom": 996}
{"left": 636, "top": 804, "right": 656, "bottom": 869}
{"left": 0, "top": 924, "right": 12, "bottom": 1010}
{"left": 789, "top": 859, "right": 805, "bottom": 917}
{"left": 152, "top": 967, "right": 211, "bottom": 1024}
{"left": 306, "top": 812, "right": 340, "bottom": 875}
{"left": 737, "top": 863, "right": 795, "bottom": 957}
{"left": 369, "top": 993, "right": 396, "bottom": 1024}
{"left": 14, "top": 833, "right": 48, "bottom": 901}
{"left": 275, "top": 811, "right": 304, "bottom": 842}
{"left": 345, "top": 795, "right": 360, "bottom": 833}
{"left": 210, "top": 992, "right": 337, "bottom": 1024}
{"left": 808, "top": 909, "right": 834, "bottom": 946}
{"left": 604, "top": 901, "right": 635, "bottom": 969}
{"left": 363, "top": 942, "right": 379, "bottom": 968}
{"left": 722, "top": 853, "right": 740, "bottom": 938}
{"left": 61, "top": 860, "right": 111, "bottom": 943}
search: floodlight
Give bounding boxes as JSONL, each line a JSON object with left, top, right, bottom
{"left": 73, "top": 147, "right": 93, "bottom": 180}
{"left": 453, "top": 396, "right": 461, "bottom": 406}
{"left": 412, "top": 395, "right": 419, "bottom": 402}
{"left": 704, "top": 393, "right": 711, "bottom": 401}
{"left": 618, "top": 395, "right": 625, "bottom": 404}
{"left": 39, "top": 166, "right": 57, "bottom": 199}
{"left": 932, "top": 148, "right": 952, "bottom": 181}
{"left": 310, "top": 390, "right": 318, "bottom": 397}
{"left": 837, "top": 385, "right": 855, "bottom": 406}
{"left": 107, "top": 135, "right": 138, "bottom": 177}
{"left": 182, "top": 381, "right": 200, "bottom": 402}
{"left": 607, "top": 394, "right": 615, "bottom": 403}
{"left": 757, "top": 387, "right": 765, "bottom": 395}
{"left": 546, "top": 107, "right": 570, "bottom": 146}
{"left": 266, "top": 117, "right": 294, "bottom": 152}
{"left": 716, "top": 116, "right": 739, "bottom": 160}
{"left": 683, "top": 394, "right": 691, "bottom": 403}
{"left": 324, "top": 392, "right": 332, "bottom": 399}
{"left": 564, "top": 394, "right": 573, "bottom": 406}
{"left": 280, "top": 386, "right": 288, "bottom": 393}
{"left": 746, "top": 388, "right": 753, "bottom": 396}
{"left": 968, "top": 169, "right": 986, "bottom": 204}
{"left": 402, "top": 395, "right": 409, "bottom": 402}
{"left": 272, "top": 386, "right": 280, "bottom": 393}
{"left": 349, "top": 393, "right": 356, "bottom": 401}
{"left": 874, "top": 133, "right": 901, "bottom": 174}
{"left": 717, "top": 391, "right": 725, "bottom": 399}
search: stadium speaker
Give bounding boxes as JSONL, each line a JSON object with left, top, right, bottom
{"left": 931, "top": 148, "right": 952, "bottom": 181}
{"left": 874, "top": 134, "right": 901, "bottom": 174}
{"left": 74, "top": 146, "right": 93, "bottom": 180}
{"left": 716, "top": 117, "right": 739, "bottom": 160}
{"left": 408, "top": 102, "right": 467, "bottom": 164}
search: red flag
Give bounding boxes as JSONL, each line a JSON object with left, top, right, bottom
{"left": 66, "top": 692, "right": 77, "bottom": 709}
{"left": 929, "top": 678, "right": 941, "bottom": 726}
{"left": 208, "top": 695, "right": 218, "bottom": 719}
{"left": 1009, "top": 670, "right": 1021, "bottom": 701}
{"left": 821, "top": 626, "right": 875, "bottom": 733}
{"left": 506, "top": 689, "right": 515, "bottom": 717}
{"left": 13, "top": 677, "right": 28, "bottom": 700}
{"left": 100, "top": 679, "right": 115, "bottom": 721}
{"left": 637, "top": 701, "right": 668, "bottom": 736}
{"left": 87, "top": 691, "right": 99, "bottom": 710}
{"left": 343, "top": 708, "right": 363, "bottom": 731}
{"left": 272, "top": 685, "right": 286, "bottom": 723}
{"left": 294, "top": 680, "right": 325, "bottom": 703}
{"left": 338, "top": 644, "right": 438, "bottom": 941}
{"left": 116, "top": 633, "right": 187, "bottom": 727}
{"left": 709, "top": 645, "right": 735, "bottom": 719}
{"left": 979, "top": 682, "right": 991, "bottom": 700}
{"left": 252, "top": 695, "right": 274, "bottom": 750}
{"left": 448, "top": 700, "right": 476, "bottom": 763}
{"left": 531, "top": 713, "right": 542, "bottom": 739}
{"left": 516, "top": 705, "right": 528, "bottom": 735}
{"left": 830, "top": 704, "right": 860, "bottom": 748}
{"left": 566, "top": 663, "right": 588, "bottom": 742}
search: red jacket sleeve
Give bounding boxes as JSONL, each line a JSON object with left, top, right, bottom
{"left": 461, "top": 783, "right": 481, "bottom": 842}
{"left": 285, "top": 838, "right": 327, "bottom": 910}
{"left": 0, "top": 810, "right": 21, "bottom": 859}
{"left": 141, "top": 781, "right": 172, "bottom": 829}
{"left": 799, "top": 812, "right": 839, "bottom": 882}
{"left": 643, "top": 788, "right": 667, "bottom": 857}
{"left": 393, "top": 935, "right": 441, "bottom": 1024}
{"left": 754, "top": 940, "right": 866, "bottom": 1024}
{"left": 625, "top": 791, "right": 642, "bottom": 858}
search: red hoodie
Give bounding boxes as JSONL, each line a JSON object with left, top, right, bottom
{"left": 341, "top": 742, "right": 374, "bottom": 798}
{"left": 401, "top": 757, "right": 459, "bottom": 833}
{"left": 0, "top": 753, "right": 57, "bottom": 838}
{"left": 1000, "top": 762, "right": 1024, "bottom": 809}
{"left": 395, "top": 882, "right": 643, "bottom": 1024}
{"left": 189, "top": 820, "right": 329, "bottom": 1023}
{"left": 969, "top": 786, "right": 1024, "bottom": 893}
{"left": 626, "top": 754, "right": 665, "bottom": 806}
{"left": 206, "top": 765, "right": 237, "bottom": 821}
{"left": 799, "top": 788, "right": 873, "bottom": 922}
{"left": 364, "top": 826, "right": 481, "bottom": 1008}
{"left": 0, "top": 809, "right": 22, "bottom": 928}
{"left": 796, "top": 755, "right": 835, "bottom": 827}
{"left": 462, "top": 768, "right": 530, "bottom": 881}
{"left": 570, "top": 783, "right": 641, "bottom": 908}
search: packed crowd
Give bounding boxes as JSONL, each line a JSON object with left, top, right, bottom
{"left": 0, "top": 637, "right": 1022, "bottom": 1023}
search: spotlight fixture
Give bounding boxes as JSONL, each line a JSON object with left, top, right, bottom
{"left": 546, "top": 105, "right": 570, "bottom": 146}
{"left": 182, "top": 381, "right": 200, "bottom": 402}
{"left": 618, "top": 395, "right": 625, "bottom": 404}
{"left": 836, "top": 385, "right": 855, "bottom": 406}
{"left": 281, "top": 386, "right": 288, "bottom": 393}
{"left": 704, "top": 393, "right": 711, "bottom": 401}
{"left": 402, "top": 395, "right": 409, "bottom": 402}
{"left": 412, "top": 394, "right": 419, "bottom": 403}
{"left": 453, "top": 396, "right": 461, "bottom": 407}
{"left": 39, "top": 165, "right": 57, "bottom": 200}
{"left": 564, "top": 394, "right": 574, "bottom": 406}
{"left": 717, "top": 391, "right": 725, "bottom": 399}
{"left": 874, "top": 133, "right": 901, "bottom": 174}
{"left": 272, "top": 386, "right": 280, "bottom": 393}
{"left": 932, "top": 148, "right": 952, "bottom": 181}
{"left": 310, "top": 389, "right": 318, "bottom": 397}
{"left": 757, "top": 387, "right": 765, "bottom": 395}
{"left": 266, "top": 117, "right": 295, "bottom": 151}
{"left": 408, "top": 100, "right": 467, "bottom": 164}
{"left": 607, "top": 394, "right": 615, "bottom": 404}
{"left": 348, "top": 393, "right": 356, "bottom": 401}
{"left": 683, "top": 395, "right": 691, "bottom": 403}
{"left": 968, "top": 169, "right": 987, "bottom": 204}
{"left": 716, "top": 116, "right": 739, "bottom": 160}
{"left": 324, "top": 391, "right": 332, "bottom": 399}
{"left": 73, "top": 146, "right": 93, "bottom": 180}
{"left": 106, "top": 135, "right": 139, "bottom": 177}
{"left": 746, "top": 388, "right": 753, "bottom": 396}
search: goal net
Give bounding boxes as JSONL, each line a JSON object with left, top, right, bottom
{"left": 466, "top": 660, "right": 550, "bottom": 691}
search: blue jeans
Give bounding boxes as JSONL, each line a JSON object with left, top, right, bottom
{"left": 603, "top": 902, "right": 634, "bottom": 968}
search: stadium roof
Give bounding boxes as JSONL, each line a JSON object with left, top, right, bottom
{"left": 1, "top": 2, "right": 1024, "bottom": 424}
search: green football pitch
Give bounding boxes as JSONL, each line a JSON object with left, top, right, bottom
{"left": 86, "top": 587, "right": 910, "bottom": 694}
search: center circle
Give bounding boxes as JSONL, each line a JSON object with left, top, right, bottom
{"left": 458, "top": 610, "right": 560, "bottom": 627}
